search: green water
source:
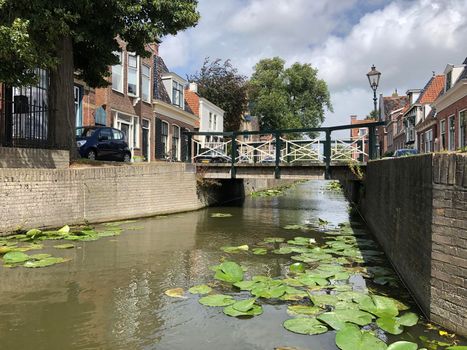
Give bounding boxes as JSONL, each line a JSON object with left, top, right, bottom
{"left": 0, "top": 180, "right": 464, "bottom": 350}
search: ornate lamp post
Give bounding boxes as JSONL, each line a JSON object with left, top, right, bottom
{"left": 366, "top": 64, "right": 381, "bottom": 120}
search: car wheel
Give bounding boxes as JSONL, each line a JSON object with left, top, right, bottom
{"left": 87, "top": 150, "right": 97, "bottom": 160}
{"left": 123, "top": 153, "right": 131, "bottom": 163}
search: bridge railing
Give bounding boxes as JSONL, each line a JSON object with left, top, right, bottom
{"left": 185, "top": 121, "right": 383, "bottom": 178}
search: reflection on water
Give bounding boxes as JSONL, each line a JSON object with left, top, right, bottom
{"left": 0, "top": 180, "right": 464, "bottom": 350}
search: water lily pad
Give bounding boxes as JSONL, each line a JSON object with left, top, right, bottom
{"left": 29, "top": 253, "right": 52, "bottom": 260}
{"left": 387, "top": 341, "right": 418, "bottom": 350}
{"left": 252, "top": 248, "right": 268, "bottom": 255}
{"left": 287, "top": 305, "right": 321, "bottom": 316}
{"left": 446, "top": 347, "right": 467, "bottom": 350}
{"left": 358, "top": 295, "right": 399, "bottom": 317}
{"left": 283, "top": 317, "right": 328, "bottom": 335}
{"left": 188, "top": 285, "right": 212, "bottom": 295}
{"left": 164, "top": 288, "right": 186, "bottom": 298}
{"left": 336, "top": 323, "right": 388, "bottom": 350}
{"left": 213, "top": 261, "right": 244, "bottom": 283}
{"left": 221, "top": 245, "right": 249, "bottom": 253}
{"left": 223, "top": 304, "right": 263, "bottom": 317}
{"left": 211, "top": 213, "right": 232, "bottom": 218}
{"left": 199, "top": 294, "right": 235, "bottom": 307}
{"left": 317, "top": 310, "right": 374, "bottom": 330}
{"left": 264, "top": 237, "right": 285, "bottom": 243}
{"left": 53, "top": 244, "right": 75, "bottom": 249}
{"left": 309, "top": 293, "right": 339, "bottom": 307}
{"left": 376, "top": 312, "right": 419, "bottom": 335}
{"left": 0, "top": 246, "right": 16, "bottom": 254}
{"left": 25, "top": 228, "right": 43, "bottom": 239}
{"left": 289, "top": 262, "right": 306, "bottom": 273}
{"left": 2, "top": 251, "right": 30, "bottom": 264}
{"left": 58, "top": 225, "right": 70, "bottom": 234}
{"left": 24, "top": 257, "right": 68, "bottom": 268}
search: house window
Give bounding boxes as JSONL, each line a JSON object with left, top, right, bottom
{"left": 358, "top": 128, "right": 366, "bottom": 137}
{"left": 112, "top": 51, "right": 123, "bottom": 92}
{"left": 440, "top": 120, "right": 446, "bottom": 150}
{"left": 446, "top": 70, "right": 452, "bottom": 91}
{"left": 424, "top": 130, "right": 433, "bottom": 153}
{"left": 172, "top": 81, "right": 183, "bottom": 107}
{"left": 114, "top": 112, "right": 137, "bottom": 149}
{"left": 209, "top": 112, "right": 213, "bottom": 130}
{"left": 172, "top": 125, "right": 180, "bottom": 160}
{"left": 74, "top": 85, "right": 83, "bottom": 129}
{"left": 141, "top": 65, "right": 151, "bottom": 102}
{"left": 459, "top": 110, "right": 466, "bottom": 149}
{"left": 133, "top": 116, "right": 140, "bottom": 149}
{"left": 127, "top": 53, "right": 138, "bottom": 96}
{"left": 161, "top": 121, "right": 169, "bottom": 156}
{"left": 213, "top": 114, "right": 217, "bottom": 131}
{"left": 448, "top": 115, "right": 456, "bottom": 150}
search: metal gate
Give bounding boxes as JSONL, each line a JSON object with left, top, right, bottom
{"left": 0, "top": 69, "right": 49, "bottom": 148}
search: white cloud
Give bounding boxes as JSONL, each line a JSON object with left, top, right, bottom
{"left": 160, "top": 0, "right": 467, "bottom": 129}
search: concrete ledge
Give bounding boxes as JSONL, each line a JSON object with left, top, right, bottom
{"left": 0, "top": 147, "right": 69, "bottom": 169}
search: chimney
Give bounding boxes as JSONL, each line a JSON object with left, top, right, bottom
{"left": 350, "top": 115, "right": 357, "bottom": 120}
{"left": 189, "top": 82, "right": 198, "bottom": 93}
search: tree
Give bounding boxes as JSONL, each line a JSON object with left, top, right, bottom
{"left": 189, "top": 58, "right": 248, "bottom": 132}
{"left": 365, "top": 110, "right": 378, "bottom": 120}
{"left": 248, "top": 57, "right": 333, "bottom": 131}
{"left": 0, "top": 0, "right": 200, "bottom": 154}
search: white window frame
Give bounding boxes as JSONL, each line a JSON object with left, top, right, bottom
{"left": 127, "top": 53, "right": 139, "bottom": 97}
{"left": 172, "top": 80, "right": 184, "bottom": 108}
{"left": 112, "top": 51, "right": 124, "bottom": 93}
{"left": 114, "top": 111, "right": 137, "bottom": 151}
{"left": 448, "top": 115, "right": 456, "bottom": 150}
{"left": 161, "top": 121, "right": 169, "bottom": 156}
{"left": 141, "top": 64, "right": 151, "bottom": 103}
{"left": 440, "top": 119, "right": 446, "bottom": 150}
{"left": 172, "top": 124, "right": 180, "bottom": 161}
{"left": 459, "top": 109, "right": 466, "bottom": 149}
{"left": 133, "top": 116, "right": 140, "bottom": 149}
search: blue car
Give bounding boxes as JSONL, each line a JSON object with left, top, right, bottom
{"left": 76, "top": 126, "right": 131, "bottom": 162}
{"left": 393, "top": 148, "right": 418, "bottom": 157}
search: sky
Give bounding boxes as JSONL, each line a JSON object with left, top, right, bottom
{"left": 160, "top": 0, "right": 467, "bottom": 128}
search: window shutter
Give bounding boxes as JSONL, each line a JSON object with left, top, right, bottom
{"left": 181, "top": 129, "right": 188, "bottom": 162}
{"left": 155, "top": 118, "right": 163, "bottom": 159}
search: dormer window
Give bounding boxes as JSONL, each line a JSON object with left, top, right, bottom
{"left": 172, "top": 81, "right": 184, "bottom": 108}
{"left": 446, "top": 70, "right": 452, "bottom": 91}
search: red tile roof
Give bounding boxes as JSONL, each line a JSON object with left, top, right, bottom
{"left": 418, "top": 75, "right": 445, "bottom": 104}
{"left": 184, "top": 89, "right": 199, "bottom": 117}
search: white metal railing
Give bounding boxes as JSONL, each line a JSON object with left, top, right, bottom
{"left": 280, "top": 138, "right": 323, "bottom": 163}
{"left": 235, "top": 139, "right": 275, "bottom": 163}
{"left": 192, "top": 139, "right": 231, "bottom": 162}
{"left": 331, "top": 133, "right": 368, "bottom": 162}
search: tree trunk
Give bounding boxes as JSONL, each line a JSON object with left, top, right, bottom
{"left": 49, "top": 34, "right": 77, "bottom": 160}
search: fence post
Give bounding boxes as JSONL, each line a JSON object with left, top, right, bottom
{"left": 275, "top": 131, "right": 281, "bottom": 179}
{"left": 286, "top": 139, "right": 291, "bottom": 163}
{"left": 368, "top": 126, "right": 377, "bottom": 160}
{"left": 231, "top": 132, "right": 237, "bottom": 179}
{"left": 324, "top": 130, "right": 331, "bottom": 179}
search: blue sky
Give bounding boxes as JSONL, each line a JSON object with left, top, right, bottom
{"left": 160, "top": 0, "right": 467, "bottom": 127}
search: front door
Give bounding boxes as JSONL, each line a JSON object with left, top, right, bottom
{"left": 142, "top": 127, "right": 149, "bottom": 161}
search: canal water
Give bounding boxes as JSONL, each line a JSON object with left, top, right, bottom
{"left": 0, "top": 180, "right": 465, "bottom": 350}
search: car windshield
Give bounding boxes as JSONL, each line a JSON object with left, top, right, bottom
{"left": 76, "top": 127, "right": 97, "bottom": 138}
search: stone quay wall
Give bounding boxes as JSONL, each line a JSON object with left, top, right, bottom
{"left": 361, "top": 153, "right": 467, "bottom": 336}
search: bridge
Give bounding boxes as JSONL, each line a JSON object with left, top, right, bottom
{"left": 185, "top": 121, "right": 384, "bottom": 180}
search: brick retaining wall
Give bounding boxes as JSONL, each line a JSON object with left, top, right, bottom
{"left": 0, "top": 147, "right": 69, "bottom": 169}
{"left": 362, "top": 153, "right": 467, "bottom": 336}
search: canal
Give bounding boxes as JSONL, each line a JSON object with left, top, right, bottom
{"left": 0, "top": 180, "right": 465, "bottom": 350}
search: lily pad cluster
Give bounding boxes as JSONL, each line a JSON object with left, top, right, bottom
{"left": 165, "top": 219, "right": 466, "bottom": 349}
{"left": 0, "top": 221, "right": 138, "bottom": 268}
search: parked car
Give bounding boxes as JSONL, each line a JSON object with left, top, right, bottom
{"left": 76, "top": 126, "right": 131, "bottom": 162}
{"left": 194, "top": 148, "right": 231, "bottom": 163}
{"left": 393, "top": 148, "right": 418, "bottom": 157}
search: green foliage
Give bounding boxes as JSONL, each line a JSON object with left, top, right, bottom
{"left": 189, "top": 58, "right": 248, "bottom": 131}
{"left": 248, "top": 57, "right": 333, "bottom": 131}
{"left": 283, "top": 317, "right": 328, "bottom": 335}
{"left": 0, "top": 0, "right": 200, "bottom": 87}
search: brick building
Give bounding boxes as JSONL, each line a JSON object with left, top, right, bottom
{"left": 152, "top": 49, "right": 198, "bottom": 161}
{"left": 378, "top": 91, "right": 409, "bottom": 155}
{"left": 414, "top": 74, "right": 445, "bottom": 153}
{"left": 432, "top": 58, "right": 467, "bottom": 151}
{"left": 350, "top": 115, "right": 370, "bottom": 161}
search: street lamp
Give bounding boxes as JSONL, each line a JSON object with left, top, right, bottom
{"left": 366, "top": 64, "right": 381, "bottom": 120}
